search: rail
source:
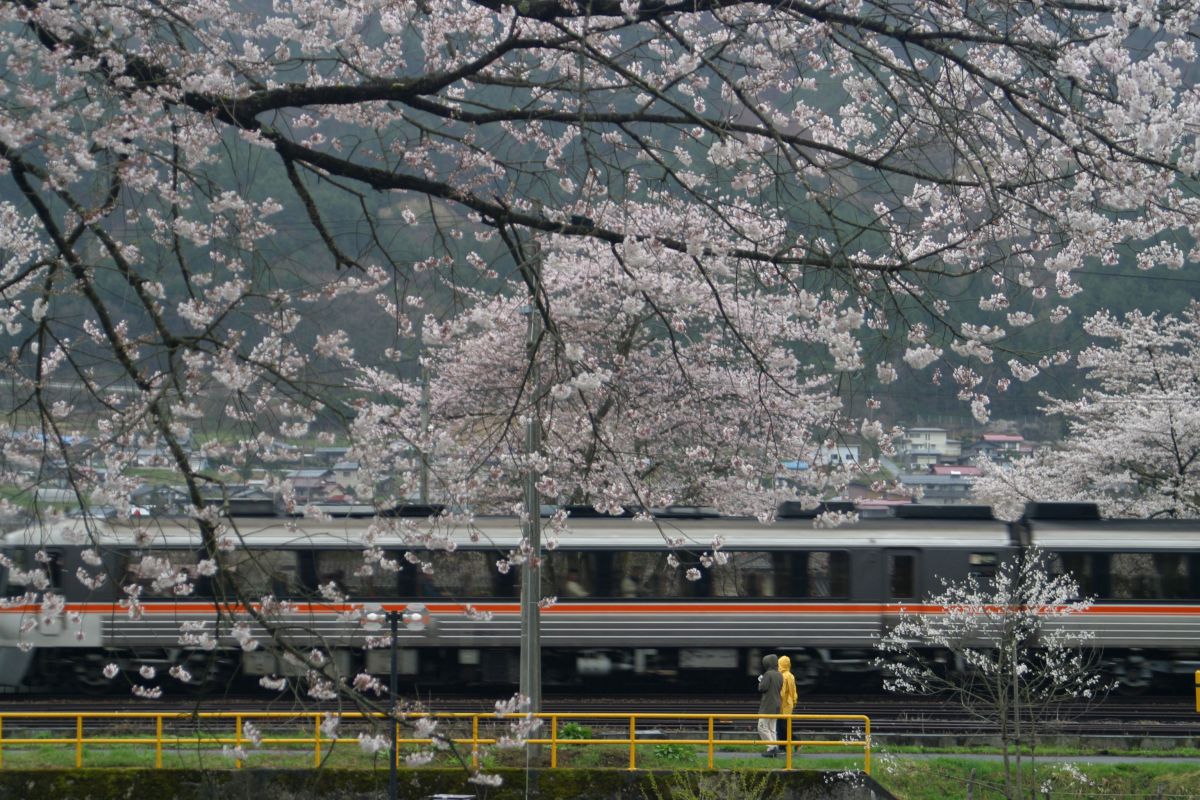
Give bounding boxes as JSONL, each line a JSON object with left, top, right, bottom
{"left": 0, "top": 710, "right": 871, "bottom": 774}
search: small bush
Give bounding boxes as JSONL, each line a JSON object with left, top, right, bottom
{"left": 559, "top": 722, "right": 594, "bottom": 740}
{"left": 641, "top": 769, "right": 784, "bottom": 800}
{"left": 651, "top": 743, "right": 695, "bottom": 764}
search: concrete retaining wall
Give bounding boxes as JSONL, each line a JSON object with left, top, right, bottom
{"left": 0, "top": 769, "right": 896, "bottom": 800}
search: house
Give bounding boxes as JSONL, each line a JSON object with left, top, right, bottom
{"left": 905, "top": 427, "right": 949, "bottom": 452}
{"left": 898, "top": 473, "right": 976, "bottom": 505}
{"left": 331, "top": 460, "right": 360, "bottom": 488}
{"left": 898, "top": 427, "right": 954, "bottom": 468}
{"left": 817, "top": 443, "right": 861, "bottom": 467}
{"left": 963, "top": 433, "right": 1031, "bottom": 463}
{"left": 929, "top": 464, "right": 982, "bottom": 478}
{"left": 775, "top": 459, "right": 810, "bottom": 491}
{"left": 982, "top": 433, "right": 1025, "bottom": 451}
{"left": 134, "top": 446, "right": 170, "bottom": 467}
{"left": 197, "top": 485, "right": 280, "bottom": 516}
{"left": 283, "top": 468, "right": 338, "bottom": 503}
{"left": 130, "top": 484, "right": 191, "bottom": 515}
{"left": 311, "top": 447, "right": 350, "bottom": 465}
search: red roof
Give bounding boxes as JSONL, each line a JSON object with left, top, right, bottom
{"left": 981, "top": 433, "right": 1024, "bottom": 443}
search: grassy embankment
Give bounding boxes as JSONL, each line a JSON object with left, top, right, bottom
{"left": 2, "top": 730, "right": 1198, "bottom": 799}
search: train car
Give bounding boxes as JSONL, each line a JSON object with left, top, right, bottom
{"left": 0, "top": 503, "right": 1195, "bottom": 693}
{"left": 1015, "top": 503, "right": 1200, "bottom": 691}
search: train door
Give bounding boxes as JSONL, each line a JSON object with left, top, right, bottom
{"left": 886, "top": 549, "right": 919, "bottom": 603}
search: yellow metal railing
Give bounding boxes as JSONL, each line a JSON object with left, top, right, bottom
{"left": 0, "top": 710, "right": 871, "bottom": 774}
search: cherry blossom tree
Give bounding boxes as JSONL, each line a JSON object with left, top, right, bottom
{"left": 877, "top": 547, "right": 1111, "bottom": 800}
{"left": 974, "top": 302, "right": 1200, "bottom": 520}
{"left": 354, "top": 232, "right": 864, "bottom": 519}
{"left": 0, "top": 0, "right": 1198, "bottom": 714}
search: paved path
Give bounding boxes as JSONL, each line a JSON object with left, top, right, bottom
{"left": 711, "top": 749, "right": 1199, "bottom": 765}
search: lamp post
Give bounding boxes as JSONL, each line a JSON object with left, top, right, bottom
{"left": 363, "top": 604, "right": 428, "bottom": 800}
{"left": 388, "top": 610, "right": 399, "bottom": 800}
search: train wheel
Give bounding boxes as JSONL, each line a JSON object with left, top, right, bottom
{"left": 72, "top": 652, "right": 117, "bottom": 694}
{"left": 789, "top": 649, "right": 823, "bottom": 694}
{"left": 1110, "top": 654, "right": 1154, "bottom": 694}
{"left": 178, "top": 652, "right": 233, "bottom": 694}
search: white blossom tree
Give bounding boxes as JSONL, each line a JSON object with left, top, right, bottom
{"left": 974, "top": 302, "right": 1200, "bottom": 520}
{"left": 356, "top": 233, "right": 865, "bottom": 519}
{"left": 877, "top": 548, "right": 1111, "bottom": 800}
{"left": 0, "top": 0, "right": 1198, "bottom": 709}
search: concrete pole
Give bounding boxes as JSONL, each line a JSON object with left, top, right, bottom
{"left": 519, "top": 295, "right": 543, "bottom": 715}
{"left": 418, "top": 363, "right": 430, "bottom": 506}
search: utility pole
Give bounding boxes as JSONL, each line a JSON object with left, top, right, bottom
{"left": 519, "top": 293, "right": 543, "bottom": 715}
{"left": 418, "top": 359, "right": 430, "bottom": 505}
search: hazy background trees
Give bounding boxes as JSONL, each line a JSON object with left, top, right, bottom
{"left": 973, "top": 302, "right": 1200, "bottom": 519}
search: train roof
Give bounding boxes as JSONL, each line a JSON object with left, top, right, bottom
{"left": 1024, "top": 518, "right": 1200, "bottom": 550}
{"left": 2, "top": 514, "right": 1015, "bottom": 551}
{"left": 7, "top": 508, "right": 1195, "bottom": 551}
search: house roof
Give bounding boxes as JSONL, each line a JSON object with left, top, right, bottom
{"left": 285, "top": 468, "right": 333, "bottom": 479}
{"left": 982, "top": 433, "right": 1024, "bottom": 443}
{"left": 899, "top": 474, "right": 976, "bottom": 486}
{"left": 930, "top": 464, "right": 983, "bottom": 476}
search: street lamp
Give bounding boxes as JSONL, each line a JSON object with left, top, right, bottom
{"left": 363, "top": 603, "right": 429, "bottom": 800}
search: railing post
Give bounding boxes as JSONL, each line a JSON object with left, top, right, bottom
{"left": 549, "top": 714, "right": 557, "bottom": 769}
{"left": 707, "top": 716, "right": 714, "bottom": 770}
{"left": 864, "top": 716, "right": 871, "bottom": 775}
{"left": 155, "top": 715, "right": 163, "bottom": 769}
{"left": 784, "top": 718, "right": 792, "bottom": 771}
{"left": 314, "top": 713, "right": 322, "bottom": 767}
{"left": 627, "top": 715, "right": 636, "bottom": 771}
{"left": 0, "top": 715, "right": 4, "bottom": 770}
{"left": 471, "top": 715, "right": 480, "bottom": 770}
{"left": 75, "top": 715, "right": 83, "bottom": 768}
{"left": 235, "top": 714, "right": 243, "bottom": 769}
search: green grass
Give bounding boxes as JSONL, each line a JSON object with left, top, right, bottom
{"left": 873, "top": 757, "right": 1200, "bottom": 800}
{"left": 5, "top": 731, "right": 1200, "bottom": 800}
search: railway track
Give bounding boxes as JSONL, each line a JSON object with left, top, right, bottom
{"left": 2, "top": 694, "right": 1196, "bottom": 745}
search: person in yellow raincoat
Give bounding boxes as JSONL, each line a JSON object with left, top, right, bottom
{"left": 777, "top": 655, "right": 798, "bottom": 750}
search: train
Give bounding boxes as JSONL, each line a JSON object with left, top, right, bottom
{"left": 0, "top": 502, "right": 1197, "bottom": 694}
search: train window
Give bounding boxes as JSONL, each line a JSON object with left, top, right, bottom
{"left": 414, "top": 551, "right": 499, "bottom": 598}
{"left": 1109, "top": 553, "right": 1195, "bottom": 599}
{"left": 968, "top": 553, "right": 999, "bottom": 580}
{"left": 711, "top": 552, "right": 777, "bottom": 597}
{"left": 226, "top": 549, "right": 301, "bottom": 597}
{"left": 611, "top": 552, "right": 686, "bottom": 598}
{"left": 541, "top": 552, "right": 596, "bottom": 599}
{"left": 803, "top": 551, "right": 849, "bottom": 598}
{"left": 314, "top": 550, "right": 402, "bottom": 598}
{"left": 1050, "top": 553, "right": 1095, "bottom": 596}
{"left": 889, "top": 553, "right": 916, "bottom": 600}
{"left": 0, "top": 548, "right": 44, "bottom": 597}
{"left": 121, "top": 550, "right": 203, "bottom": 597}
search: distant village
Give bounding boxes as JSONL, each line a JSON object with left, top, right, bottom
{"left": 5, "top": 423, "right": 1040, "bottom": 520}
{"left": 782, "top": 427, "right": 1037, "bottom": 509}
